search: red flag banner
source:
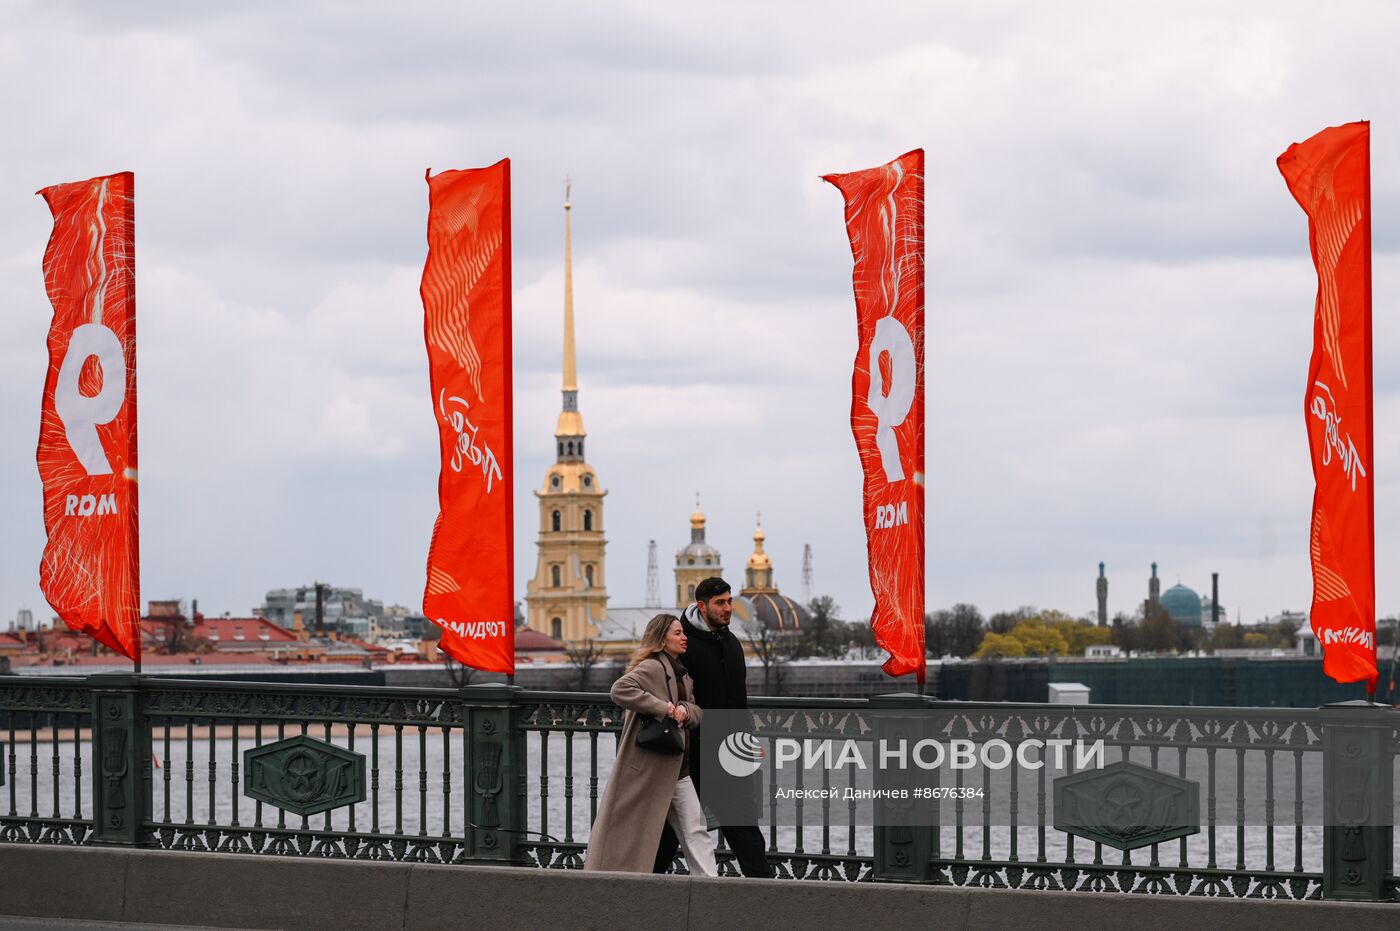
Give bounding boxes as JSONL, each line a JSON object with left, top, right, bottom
{"left": 37, "top": 172, "right": 141, "bottom": 662}
{"left": 421, "top": 160, "right": 515, "bottom": 674}
{"left": 1278, "top": 121, "right": 1377, "bottom": 686}
{"left": 824, "top": 150, "right": 926, "bottom": 682}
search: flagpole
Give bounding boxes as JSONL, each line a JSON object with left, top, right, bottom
{"left": 1387, "top": 615, "right": 1398, "bottom": 704}
{"left": 1364, "top": 123, "right": 1377, "bottom": 704}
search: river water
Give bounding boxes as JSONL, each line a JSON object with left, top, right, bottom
{"left": 4, "top": 730, "right": 1353, "bottom": 877}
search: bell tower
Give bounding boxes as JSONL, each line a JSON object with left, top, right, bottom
{"left": 525, "top": 181, "right": 608, "bottom": 643}
{"left": 674, "top": 495, "right": 722, "bottom": 607}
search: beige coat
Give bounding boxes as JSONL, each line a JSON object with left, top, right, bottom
{"left": 584, "top": 655, "right": 702, "bottom": 873}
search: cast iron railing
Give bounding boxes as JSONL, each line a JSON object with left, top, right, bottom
{"left": 0, "top": 674, "right": 1394, "bottom": 900}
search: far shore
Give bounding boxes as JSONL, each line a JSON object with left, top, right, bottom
{"left": 7, "top": 722, "right": 387, "bottom": 745}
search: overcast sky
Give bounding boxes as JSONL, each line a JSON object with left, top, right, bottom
{"left": 4, "top": 1, "right": 1400, "bottom": 630}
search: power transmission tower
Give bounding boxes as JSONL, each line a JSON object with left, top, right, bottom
{"left": 646, "top": 540, "right": 661, "bottom": 608}
{"left": 802, "top": 544, "right": 813, "bottom": 604}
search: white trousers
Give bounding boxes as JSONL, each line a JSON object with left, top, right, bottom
{"left": 666, "top": 776, "right": 717, "bottom": 877}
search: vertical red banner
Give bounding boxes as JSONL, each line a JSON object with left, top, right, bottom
{"left": 421, "top": 160, "right": 515, "bottom": 674}
{"left": 36, "top": 172, "right": 141, "bottom": 662}
{"left": 1278, "top": 122, "right": 1378, "bottom": 687}
{"left": 824, "top": 150, "right": 927, "bottom": 683}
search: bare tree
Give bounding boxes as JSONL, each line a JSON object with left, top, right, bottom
{"left": 565, "top": 639, "right": 605, "bottom": 691}
{"left": 441, "top": 650, "right": 478, "bottom": 688}
{"left": 987, "top": 606, "right": 1038, "bottom": 635}
{"left": 165, "top": 618, "right": 192, "bottom": 654}
{"left": 925, "top": 603, "right": 986, "bottom": 658}
{"left": 747, "top": 622, "right": 795, "bottom": 696}
{"left": 803, "top": 595, "right": 844, "bottom": 658}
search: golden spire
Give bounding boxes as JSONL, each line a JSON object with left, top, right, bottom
{"left": 562, "top": 177, "right": 577, "bottom": 393}
{"left": 747, "top": 513, "right": 771, "bottom": 571}
{"left": 556, "top": 177, "right": 585, "bottom": 441}
{"left": 690, "top": 492, "right": 705, "bottom": 529}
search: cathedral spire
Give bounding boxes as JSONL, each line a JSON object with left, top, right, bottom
{"left": 556, "top": 178, "right": 585, "bottom": 453}
{"left": 562, "top": 177, "right": 577, "bottom": 394}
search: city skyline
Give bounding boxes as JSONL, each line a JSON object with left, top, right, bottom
{"left": 5, "top": 4, "right": 1400, "bottom": 632}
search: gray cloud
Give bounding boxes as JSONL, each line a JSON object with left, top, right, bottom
{"left": 5, "top": 1, "right": 1400, "bottom": 635}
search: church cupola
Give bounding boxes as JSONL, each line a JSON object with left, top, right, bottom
{"left": 744, "top": 515, "right": 773, "bottom": 592}
{"left": 675, "top": 494, "right": 722, "bottom": 607}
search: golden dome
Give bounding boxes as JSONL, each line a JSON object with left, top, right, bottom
{"left": 690, "top": 493, "right": 705, "bottom": 529}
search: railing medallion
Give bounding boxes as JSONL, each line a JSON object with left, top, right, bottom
{"left": 243, "top": 735, "right": 365, "bottom": 817}
{"left": 1053, "top": 759, "right": 1200, "bottom": 851}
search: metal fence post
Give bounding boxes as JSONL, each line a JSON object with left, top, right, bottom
{"left": 1321, "top": 699, "right": 1394, "bottom": 901}
{"left": 460, "top": 683, "right": 527, "bottom": 864}
{"left": 871, "top": 692, "right": 935, "bottom": 882}
{"left": 87, "top": 673, "right": 152, "bottom": 847}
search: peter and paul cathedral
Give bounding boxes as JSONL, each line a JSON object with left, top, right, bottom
{"left": 524, "top": 183, "right": 608, "bottom": 644}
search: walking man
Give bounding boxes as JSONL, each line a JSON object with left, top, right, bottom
{"left": 653, "top": 577, "right": 773, "bottom": 877}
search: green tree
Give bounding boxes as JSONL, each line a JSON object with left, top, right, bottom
{"left": 1054, "top": 619, "right": 1113, "bottom": 655}
{"left": 1268, "top": 617, "right": 1300, "bottom": 648}
{"left": 1005, "top": 620, "right": 1070, "bottom": 657}
{"left": 1010, "top": 609, "right": 1112, "bottom": 656}
{"left": 1210, "top": 623, "right": 1244, "bottom": 652}
{"left": 972, "top": 631, "right": 1026, "bottom": 659}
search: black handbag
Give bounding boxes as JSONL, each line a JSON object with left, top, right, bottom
{"left": 635, "top": 656, "right": 686, "bottom": 755}
{"left": 636, "top": 713, "right": 684, "bottom": 755}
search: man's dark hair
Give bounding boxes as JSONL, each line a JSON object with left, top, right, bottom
{"left": 694, "top": 577, "right": 731, "bottom": 602}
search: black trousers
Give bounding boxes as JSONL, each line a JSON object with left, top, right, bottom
{"left": 654, "top": 820, "right": 772, "bottom": 877}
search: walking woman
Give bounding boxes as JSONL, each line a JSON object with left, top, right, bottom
{"left": 584, "top": 613, "right": 717, "bottom": 875}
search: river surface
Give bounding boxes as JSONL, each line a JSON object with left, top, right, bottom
{"left": 5, "top": 730, "right": 1361, "bottom": 877}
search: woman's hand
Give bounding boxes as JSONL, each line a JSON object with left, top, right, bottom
{"left": 671, "top": 703, "right": 689, "bottom": 725}
{"left": 666, "top": 702, "right": 677, "bottom": 719}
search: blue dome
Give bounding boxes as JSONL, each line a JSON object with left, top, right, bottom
{"left": 1160, "top": 584, "right": 1203, "bottom": 627}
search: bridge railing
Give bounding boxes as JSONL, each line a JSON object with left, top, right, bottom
{"left": 0, "top": 674, "right": 1394, "bottom": 901}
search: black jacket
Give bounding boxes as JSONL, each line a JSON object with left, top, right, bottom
{"left": 679, "top": 604, "right": 748, "bottom": 709}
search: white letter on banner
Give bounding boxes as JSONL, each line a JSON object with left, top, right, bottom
{"left": 949, "top": 739, "right": 976, "bottom": 769}
{"left": 981, "top": 740, "right": 1013, "bottom": 770}
{"left": 834, "top": 740, "right": 866, "bottom": 769}
{"left": 912, "top": 738, "right": 944, "bottom": 770}
{"left": 879, "top": 739, "right": 908, "bottom": 769}
{"left": 54, "top": 323, "right": 126, "bottom": 476}
{"left": 1076, "top": 740, "right": 1106, "bottom": 771}
{"left": 774, "top": 739, "right": 802, "bottom": 769}
{"left": 866, "top": 315, "right": 916, "bottom": 482}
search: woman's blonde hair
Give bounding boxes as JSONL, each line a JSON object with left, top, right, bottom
{"left": 626, "top": 613, "right": 682, "bottom": 671}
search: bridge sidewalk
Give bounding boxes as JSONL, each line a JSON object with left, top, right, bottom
{"left": 0, "top": 845, "right": 1393, "bottom": 930}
